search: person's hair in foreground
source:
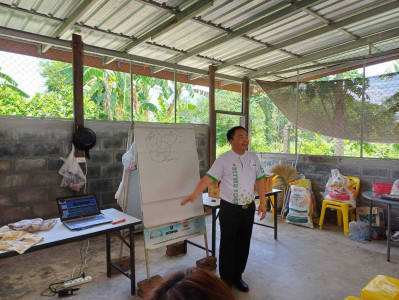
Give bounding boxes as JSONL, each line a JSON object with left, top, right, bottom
{"left": 145, "top": 267, "right": 235, "bottom": 300}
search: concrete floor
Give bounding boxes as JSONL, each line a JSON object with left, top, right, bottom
{"left": 0, "top": 213, "right": 398, "bottom": 300}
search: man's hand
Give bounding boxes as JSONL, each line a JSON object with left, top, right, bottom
{"left": 258, "top": 203, "right": 266, "bottom": 221}
{"left": 181, "top": 176, "right": 214, "bottom": 206}
{"left": 181, "top": 193, "right": 197, "bottom": 206}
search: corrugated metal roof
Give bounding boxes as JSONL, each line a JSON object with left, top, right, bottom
{"left": 250, "top": 11, "right": 319, "bottom": 44}
{"left": 0, "top": 0, "right": 398, "bottom": 83}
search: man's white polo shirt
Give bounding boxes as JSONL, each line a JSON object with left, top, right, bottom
{"left": 206, "top": 150, "right": 265, "bottom": 205}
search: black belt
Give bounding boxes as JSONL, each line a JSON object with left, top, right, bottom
{"left": 221, "top": 199, "right": 254, "bottom": 210}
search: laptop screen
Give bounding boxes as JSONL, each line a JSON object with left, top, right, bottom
{"left": 57, "top": 194, "right": 100, "bottom": 221}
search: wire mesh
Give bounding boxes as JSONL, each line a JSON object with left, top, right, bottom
{"left": 215, "top": 88, "right": 242, "bottom": 112}
{"left": 176, "top": 83, "right": 209, "bottom": 125}
{"left": 132, "top": 75, "right": 174, "bottom": 123}
{"left": 0, "top": 51, "right": 75, "bottom": 118}
{"left": 249, "top": 92, "right": 295, "bottom": 154}
{"left": 216, "top": 114, "right": 242, "bottom": 158}
{"left": 256, "top": 61, "right": 399, "bottom": 159}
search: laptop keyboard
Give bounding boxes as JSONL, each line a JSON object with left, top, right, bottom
{"left": 67, "top": 215, "right": 108, "bottom": 227}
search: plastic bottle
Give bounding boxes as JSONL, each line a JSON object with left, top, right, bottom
{"left": 349, "top": 221, "right": 369, "bottom": 242}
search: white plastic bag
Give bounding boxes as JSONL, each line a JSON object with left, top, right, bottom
{"left": 325, "top": 169, "right": 356, "bottom": 207}
{"left": 59, "top": 146, "right": 86, "bottom": 192}
{"left": 391, "top": 179, "right": 399, "bottom": 195}
{"left": 122, "top": 141, "right": 137, "bottom": 171}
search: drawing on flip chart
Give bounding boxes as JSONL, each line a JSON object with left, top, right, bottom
{"left": 146, "top": 130, "right": 178, "bottom": 162}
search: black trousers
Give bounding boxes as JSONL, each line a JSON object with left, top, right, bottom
{"left": 219, "top": 200, "right": 255, "bottom": 283}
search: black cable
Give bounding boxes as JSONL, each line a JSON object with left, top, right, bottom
{"left": 40, "top": 238, "right": 92, "bottom": 297}
{"left": 40, "top": 240, "right": 87, "bottom": 297}
{"left": 40, "top": 281, "right": 64, "bottom": 297}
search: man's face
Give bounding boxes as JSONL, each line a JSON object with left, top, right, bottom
{"left": 229, "top": 128, "right": 248, "bottom": 152}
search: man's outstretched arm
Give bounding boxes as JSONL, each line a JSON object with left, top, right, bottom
{"left": 181, "top": 176, "right": 215, "bottom": 205}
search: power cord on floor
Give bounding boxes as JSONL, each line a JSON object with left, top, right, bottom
{"left": 40, "top": 272, "right": 86, "bottom": 297}
{"left": 41, "top": 239, "right": 91, "bottom": 297}
{"left": 40, "top": 282, "right": 80, "bottom": 297}
{"left": 57, "top": 239, "right": 91, "bottom": 282}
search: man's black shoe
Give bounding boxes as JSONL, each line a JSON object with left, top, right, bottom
{"left": 234, "top": 279, "right": 249, "bottom": 292}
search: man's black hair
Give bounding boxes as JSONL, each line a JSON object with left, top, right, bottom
{"left": 226, "top": 126, "right": 247, "bottom": 141}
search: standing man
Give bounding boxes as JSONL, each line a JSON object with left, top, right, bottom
{"left": 181, "top": 126, "right": 266, "bottom": 292}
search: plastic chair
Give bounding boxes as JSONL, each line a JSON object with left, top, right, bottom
{"left": 269, "top": 175, "right": 279, "bottom": 219}
{"left": 361, "top": 275, "right": 399, "bottom": 300}
{"left": 318, "top": 176, "right": 360, "bottom": 236}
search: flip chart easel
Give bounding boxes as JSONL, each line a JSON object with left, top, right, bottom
{"left": 132, "top": 122, "right": 210, "bottom": 280}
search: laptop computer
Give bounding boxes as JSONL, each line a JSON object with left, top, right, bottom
{"left": 56, "top": 193, "right": 112, "bottom": 230}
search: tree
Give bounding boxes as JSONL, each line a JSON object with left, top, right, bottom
{"left": 250, "top": 92, "right": 291, "bottom": 153}
{"left": 40, "top": 61, "right": 199, "bottom": 123}
{"left": 0, "top": 67, "right": 29, "bottom": 98}
{"left": 383, "top": 59, "right": 399, "bottom": 74}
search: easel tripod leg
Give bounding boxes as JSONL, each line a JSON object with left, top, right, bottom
{"left": 204, "top": 233, "right": 210, "bottom": 257}
{"left": 145, "top": 248, "right": 151, "bottom": 280}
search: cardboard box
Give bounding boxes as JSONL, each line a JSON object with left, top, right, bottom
{"left": 356, "top": 206, "right": 385, "bottom": 227}
{"left": 254, "top": 174, "right": 274, "bottom": 193}
{"left": 265, "top": 174, "right": 274, "bottom": 192}
{"left": 208, "top": 180, "right": 220, "bottom": 199}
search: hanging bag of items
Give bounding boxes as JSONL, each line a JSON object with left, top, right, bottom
{"left": 121, "top": 141, "right": 137, "bottom": 171}
{"left": 58, "top": 145, "right": 86, "bottom": 192}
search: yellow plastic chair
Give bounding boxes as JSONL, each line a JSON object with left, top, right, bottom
{"left": 269, "top": 175, "right": 279, "bottom": 219}
{"left": 361, "top": 275, "right": 399, "bottom": 300}
{"left": 318, "top": 176, "right": 360, "bottom": 236}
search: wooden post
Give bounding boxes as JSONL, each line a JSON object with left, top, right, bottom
{"left": 145, "top": 249, "right": 151, "bottom": 280}
{"left": 204, "top": 233, "right": 210, "bottom": 257}
{"left": 242, "top": 77, "right": 249, "bottom": 130}
{"left": 209, "top": 65, "right": 216, "bottom": 166}
{"left": 72, "top": 34, "right": 84, "bottom": 157}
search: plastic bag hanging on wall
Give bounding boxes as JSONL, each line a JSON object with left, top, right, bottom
{"left": 122, "top": 141, "right": 137, "bottom": 171}
{"left": 73, "top": 126, "right": 96, "bottom": 159}
{"left": 59, "top": 145, "right": 86, "bottom": 191}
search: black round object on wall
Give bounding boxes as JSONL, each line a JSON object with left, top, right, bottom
{"left": 73, "top": 127, "right": 96, "bottom": 159}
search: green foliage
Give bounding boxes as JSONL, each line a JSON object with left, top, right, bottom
{"left": 177, "top": 88, "right": 208, "bottom": 124}
{"left": 383, "top": 60, "right": 399, "bottom": 74}
{"left": 1, "top": 57, "right": 398, "bottom": 159}
{"left": 0, "top": 67, "right": 29, "bottom": 98}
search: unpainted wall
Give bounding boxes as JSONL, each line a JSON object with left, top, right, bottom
{"left": 0, "top": 117, "right": 209, "bottom": 224}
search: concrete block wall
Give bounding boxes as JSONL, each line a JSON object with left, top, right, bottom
{"left": 257, "top": 152, "right": 399, "bottom": 226}
{"left": 0, "top": 117, "right": 209, "bottom": 225}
